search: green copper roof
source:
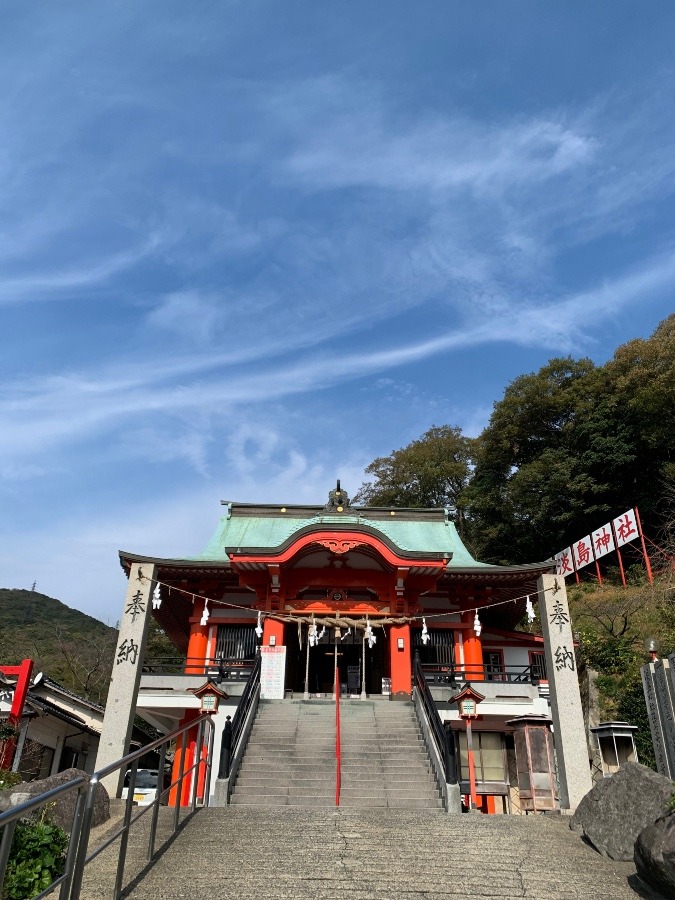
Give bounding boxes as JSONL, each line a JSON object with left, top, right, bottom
{"left": 196, "top": 507, "right": 481, "bottom": 567}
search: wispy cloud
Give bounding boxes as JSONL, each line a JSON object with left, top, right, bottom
{"left": 1, "top": 246, "right": 671, "bottom": 477}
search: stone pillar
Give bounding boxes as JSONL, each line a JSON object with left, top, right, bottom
{"left": 538, "top": 573, "right": 592, "bottom": 811}
{"left": 389, "top": 623, "right": 411, "bottom": 699}
{"left": 96, "top": 562, "right": 156, "bottom": 796}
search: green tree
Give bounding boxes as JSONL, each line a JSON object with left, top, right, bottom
{"left": 354, "top": 425, "right": 475, "bottom": 533}
{"left": 465, "top": 357, "right": 602, "bottom": 562}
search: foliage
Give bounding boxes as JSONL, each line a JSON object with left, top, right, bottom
{"left": 0, "top": 724, "right": 19, "bottom": 742}
{"left": 1, "top": 816, "right": 68, "bottom": 900}
{"left": 354, "top": 425, "right": 475, "bottom": 533}
{"left": 570, "top": 572, "right": 675, "bottom": 771}
{"left": 0, "top": 588, "right": 118, "bottom": 704}
{"left": 0, "top": 769, "right": 22, "bottom": 792}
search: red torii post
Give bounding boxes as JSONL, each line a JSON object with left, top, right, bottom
{"left": 0, "top": 658, "right": 34, "bottom": 769}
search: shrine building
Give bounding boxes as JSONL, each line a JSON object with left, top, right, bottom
{"left": 97, "top": 483, "right": 592, "bottom": 814}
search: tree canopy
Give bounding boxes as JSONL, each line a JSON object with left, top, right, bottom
{"left": 356, "top": 315, "right": 675, "bottom": 564}
{"left": 354, "top": 425, "right": 475, "bottom": 533}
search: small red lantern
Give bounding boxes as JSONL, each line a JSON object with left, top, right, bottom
{"left": 452, "top": 684, "right": 485, "bottom": 720}
{"left": 188, "top": 679, "right": 228, "bottom": 714}
{"left": 451, "top": 685, "right": 485, "bottom": 811}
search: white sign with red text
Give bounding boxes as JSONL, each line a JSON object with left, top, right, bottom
{"left": 592, "top": 523, "right": 615, "bottom": 559}
{"left": 613, "top": 509, "right": 639, "bottom": 548}
{"left": 555, "top": 548, "right": 574, "bottom": 578}
{"left": 260, "top": 646, "right": 287, "bottom": 700}
{"left": 572, "top": 535, "right": 595, "bottom": 570}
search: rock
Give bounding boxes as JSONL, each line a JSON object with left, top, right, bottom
{"left": 635, "top": 812, "right": 675, "bottom": 896}
{"left": 570, "top": 762, "right": 674, "bottom": 861}
{"left": 9, "top": 768, "right": 109, "bottom": 830}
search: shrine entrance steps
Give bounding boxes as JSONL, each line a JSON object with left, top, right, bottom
{"left": 230, "top": 698, "right": 443, "bottom": 809}
{"left": 78, "top": 806, "right": 643, "bottom": 900}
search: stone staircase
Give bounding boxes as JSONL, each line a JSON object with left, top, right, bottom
{"left": 229, "top": 698, "right": 442, "bottom": 809}
{"left": 79, "top": 806, "right": 645, "bottom": 900}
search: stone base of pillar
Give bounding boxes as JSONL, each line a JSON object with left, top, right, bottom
{"left": 446, "top": 783, "right": 462, "bottom": 814}
{"left": 212, "top": 778, "right": 230, "bottom": 807}
{"left": 389, "top": 690, "right": 412, "bottom": 701}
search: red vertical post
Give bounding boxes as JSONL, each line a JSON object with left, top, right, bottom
{"left": 462, "top": 614, "right": 483, "bottom": 681}
{"left": 335, "top": 666, "right": 341, "bottom": 807}
{"left": 185, "top": 600, "right": 209, "bottom": 675}
{"left": 0, "top": 659, "right": 33, "bottom": 769}
{"left": 466, "top": 718, "right": 477, "bottom": 811}
{"left": 389, "top": 623, "right": 412, "bottom": 698}
{"left": 615, "top": 545, "right": 627, "bottom": 588}
{"left": 635, "top": 507, "right": 654, "bottom": 584}
{"left": 594, "top": 560, "right": 603, "bottom": 586}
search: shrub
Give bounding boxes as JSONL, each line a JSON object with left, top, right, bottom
{"left": 0, "top": 770, "right": 22, "bottom": 792}
{"left": 1, "top": 816, "right": 68, "bottom": 900}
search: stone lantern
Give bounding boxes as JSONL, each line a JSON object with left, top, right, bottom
{"left": 506, "top": 714, "right": 558, "bottom": 813}
{"left": 590, "top": 721, "right": 638, "bottom": 776}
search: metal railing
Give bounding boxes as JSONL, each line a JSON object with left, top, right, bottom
{"left": 0, "top": 714, "right": 216, "bottom": 900}
{"left": 142, "top": 656, "right": 255, "bottom": 679}
{"left": 414, "top": 654, "right": 457, "bottom": 787}
{"left": 69, "top": 712, "right": 215, "bottom": 900}
{"left": 217, "top": 654, "right": 261, "bottom": 804}
{"left": 0, "top": 776, "right": 89, "bottom": 900}
{"left": 420, "top": 663, "right": 540, "bottom": 684}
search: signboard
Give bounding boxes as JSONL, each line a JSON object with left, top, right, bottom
{"left": 572, "top": 535, "right": 594, "bottom": 571}
{"left": 260, "top": 646, "right": 286, "bottom": 700}
{"left": 592, "top": 523, "right": 615, "bottom": 559}
{"left": 613, "top": 509, "right": 639, "bottom": 548}
{"left": 555, "top": 548, "right": 574, "bottom": 578}
{"left": 554, "top": 506, "right": 650, "bottom": 587}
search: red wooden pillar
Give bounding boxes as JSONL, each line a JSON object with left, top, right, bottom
{"left": 262, "top": 618, "right": 284, "bottom": 647}
{"left": 169, "top": 600, "right": 210, "bottom": 807}
{"left": 0, "top": 659, "right": 33, "bottom": 769}
{"left": 169, "top": 710, "right": 199, "bottom": 807}
{"left": 462, "top": 612, "right": 484, "bottom": 681}
{"left": 185, "top": 599, "right": 209, "bottom": 675}
{"left": 389, "top": 624, "right": 412, "bottom": 699}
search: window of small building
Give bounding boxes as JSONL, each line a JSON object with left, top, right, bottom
{"left": 529, "top": 651, "right": 547, "bottom": 680}
{"left": 457, "top": 731, "right": 507, "bottom": 783}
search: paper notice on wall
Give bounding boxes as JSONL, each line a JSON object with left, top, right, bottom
{"left": 260, "top": 646, "right": 287, "bottom": 700}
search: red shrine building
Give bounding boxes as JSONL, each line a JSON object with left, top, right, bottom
{"left": 104, "top": 483, "right": 583, "bottom": 814}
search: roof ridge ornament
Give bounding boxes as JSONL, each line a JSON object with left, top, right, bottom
{"left": 325, "top": 479, "right": 350, "bottom": 512}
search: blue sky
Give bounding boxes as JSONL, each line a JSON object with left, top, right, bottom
{"left": 1, "top": 2, "right": 674, "bottom": 624}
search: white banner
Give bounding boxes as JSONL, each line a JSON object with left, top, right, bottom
{"left": 555, "top": 547, "right": 575, "bottom": 578}
{"left": 572, "top": 535, "right": 595, "bottom": 570}
{"left": 260, "top": 646, "right": 287, "bottom": 700}
{"left": 613, "top": 508, "right": 639, "bottom": 548}
{"left": 592, "top": 523, "right": 615, "bottom": 559}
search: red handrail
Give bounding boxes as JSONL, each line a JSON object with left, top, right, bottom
{"left": 335, "top": 666, "right": 341, "bottom": 807}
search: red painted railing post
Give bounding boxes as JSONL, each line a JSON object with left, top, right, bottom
{"left": 335, "top": 666, "right": 341, "bottom": 807}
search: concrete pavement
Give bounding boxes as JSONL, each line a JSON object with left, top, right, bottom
{"left": 78, "top": 806, "right": 661, "bottom": 900}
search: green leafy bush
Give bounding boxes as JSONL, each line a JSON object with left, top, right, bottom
{"left": 0, "top": 769, "right": 22, "bottom": 792}
{"left": 0, "top": 725, "right": 19, "bottom": 742}
{"left": 1, "top": 819, "right": 68, "bottom": 900}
